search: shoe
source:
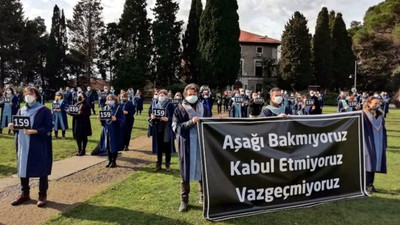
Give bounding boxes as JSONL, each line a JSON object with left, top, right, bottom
{"left": 106, "top": 160, "right": 112, "bottom": 168}
{"left": 77, "top": 150, "right": 86, "bottom": 156}
{"left": 165, "top": 165, "right": 171, "bottom": 172}
{"left": 109, "top": 161, "right": 117, "bottom": 168}
{"left": 37, "top": 193, "right": 47, "bottom": 207}
{"left": 178, "top": 201, "right": 188, "bottom": 212}
{"left": 11, "top": 192, "right": 30, "bottom": 206}
{"left": 124, "top": 146, "right": 129, "bottom": 151}
{"left": 153, "top": 164, "right": 161, "bottom": 172}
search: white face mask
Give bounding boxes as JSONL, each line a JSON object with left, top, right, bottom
{"left": 6, "top": 90, "right": 12, "bottom": 94}
{"left": 153, "top": 95, "right": 158, "bottom": 100}
{"left": 158, "top": 96, "right": 166, "bottom": 102}
{"left": 25, "top": 95, "right": 35, "bottom": 104}
{"left": 186, "top": 95, "right": 198, "bottom": 104}
{"left": 274, "top": 96, "right": 283, "bottom": 104}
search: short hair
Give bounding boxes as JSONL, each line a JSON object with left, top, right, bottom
{"left": 24, "top": 87, "right": 41, "bottom": 101}
{"left": 183, "top": 83, "right": 199, "bottom": 97}
{"left": 106, "top": 94, "right": 119, "bottom": 105}
{"left": 158, "top": 89, "right": 168, "bottom": 96}
{"left": 122, "top": 93, "right": 129, "bottom": 98}
{"left": 269, "top": 87, "right": 281, "bottom": 96}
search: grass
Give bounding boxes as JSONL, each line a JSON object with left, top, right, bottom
{"left": 43, "top": 106, "right": 400, "bottom": 225}
{"left": 0, "top": 103, "right": 150, "bottom": 178}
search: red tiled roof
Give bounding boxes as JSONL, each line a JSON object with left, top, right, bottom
{"left": 239, "top": 30, "right": 280, "bottom": 45}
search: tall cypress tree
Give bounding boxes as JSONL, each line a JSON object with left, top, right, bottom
{"left": 0, "top": 0, "right": 24, "bottom": 87}
{"left": 68, "top": 0, "right": 104, "bottom": 86}
{"left": 279, "top": 12, "right": 313, "bottom": 90}
{"left": 98, "top": 22, "right": 119, "bottom": 82}
{"left": 198, "top": 0, "right": 240, "bottom": 89}
{"left": 152, "top": 0, "right": 183, "bottom": 87}
{"left": 114, "top": 0, "right": 152, "bottom": 90}
{"left": 312, "top": 7, "right": 333, "bottom": 88}
{"left": 181, "top": 0, "right": 203, "bottom": 84}
{"left": 331, "top": 13, "right": 355, "bottom": 90}
{"left": 46, "top": 5, "right": 67, "bottom": 88}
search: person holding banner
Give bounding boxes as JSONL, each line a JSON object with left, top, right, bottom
{"left": 69, "top": 92, "right": 92, "bottom": 156}
{"left": 148, "top": 89, "right": 176, "bottom": 172}
{"left": 99, "top": 94, "right": 125, "bottom": 168}
{"left": 0, "top": 86, "right": 19, "bottom": 134}
{"left": 8, "top": 87, "right": 53, "bottom": 207}
{"left": 261, "top": 87, "right": 290, "bottom": 117}
{"left": 120, "top": 92, "right": 135, "bottom": 151}
{"left": 52, "top": 92, "right": 68, "bottom": 138}
{"left": 363, "top": 96, "right": 387, "bottom": 193}
{"left": 172, "top": 83, "right": 211, "bottom": 212}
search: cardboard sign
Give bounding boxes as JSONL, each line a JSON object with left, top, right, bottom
{"left": 52, "top": 103, "right": 61, "bottom": 110}
{"left": 99, "top": 110, "right": 112, "bottom": 120}
{"left": 254, "top": 98, "right": 264, "bottom": 104}
{"left": 305, "top": 99, "right": 315, "bottom": 106}
{"left": 348, "top": 101, "right": 358, "bottom": 107}
{"left": 2, "top": 97, "right": 11, "bottom": 103}
{"left": 171, "top": 99, "right": 182, "bottom": 104}
{"left": 152, "top": 108, "right": 166, "bottom": 118}
{"left": 12, "top": 116, "right": 31, "bottom": 130}
{"left": 68, "top": 105, "right": 79, "bottom": 114}
{"left": 234, "top": 97, "right": 244, "bottom": 103}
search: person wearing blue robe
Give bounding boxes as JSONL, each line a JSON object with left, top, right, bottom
{"left": 9, "top": 87, "right": 53, "bottom": 207}
{"left": 99, "top": 86, "right": 111, "bottom": 108}
{"left": 38, "top": 87, "right": 46, "bottom": 105}
{"left": 99, "top": 95, "right": 125, "bottom": 168}
{"left": 120, "top": 92, "right": 135, "bottom": 151}
{"left": 199, "top": 90, "right": 214, "bottom": 117}
{"left": 86, "top": 86, "right": 98, "bottom": 115}
{"left": 380, "top": 92, "right": 390, "bottom": 118}
{"left": 338, "top": 93, "right": 352, "bottom": 113}
{"left": 172, "top": 83, "right": 211, "bottom": 212}
{"left": 228, "top": 89, "right": 243, "bottom": 118}
{"left": 69, "top": 92, "right": 92, "bottom": 156}
{"left": 261, "top": 87, "right": 291, "bottom": 117}
{"left": 1, "top": 87, "right": 19, "bottom": 134}
{"left": 363, "top": 96, "right": 387, "bottom": 193}
{"left": 134, "top": 90, "right": 144, "bottom": 115}
{"left": 64, "top": 87, "right": 73, "bottom": 105}
{"left": 148, "top": 89, "right": 176, "bottom": 172}
{"left": 52, "top": 92, "right": 69, "bottom": 138}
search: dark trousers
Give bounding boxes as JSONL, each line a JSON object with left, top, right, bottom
{"left": 180, "top": 180, "right": 203, "bottom": 203}
{"left": 156, "top": 132, "right": 171, "bottom": 166}
{"left": 91, "top": 102, "right": 96, "bottom": 114}
{"left": 21, "top": 176, "right": 48, "bottom": 194}
{"left": 366, "top": 172, "right": 375, "bottom": 186}
{"left": 217, "top": 104, "right": 222, "bottom": 114}
{"left": 76, "top": 135, "right": 88, "bottom": 152}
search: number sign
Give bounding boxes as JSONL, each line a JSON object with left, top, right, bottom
{"left": 152, "top": 108, "right": 166, "bottom": 118}
{"left": 254, "top": 98, "right": 264, "bottom": 104}
{"left": 12, "top": 116, "right": 31, "bottom": 130}
{"left": 305, "top": 99, "right": 315, "bottom": 106}
{"left": 99, "top": 110, "right": 112, "bottom": 120}
{"left": 348, "top": 101, "right": 358, "bottom": 107}
{"left": 52, "top": 103, "right": 61, "bottom": 110}
{"left": 171, "top": 99, "right": 182, "bottom": 104}
{"left": 68, "top": 106, "right": 79, "bottom": 114}
{"left": 234, "top": 97, "right": 244, "bottom": 103}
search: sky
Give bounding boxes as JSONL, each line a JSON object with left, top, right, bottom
{"left": 21, "top": 0, "right": 384, "bottom": 40}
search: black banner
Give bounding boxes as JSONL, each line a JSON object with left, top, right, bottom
{"left": 198, "top": 111, "right": 367, "bottom": 221}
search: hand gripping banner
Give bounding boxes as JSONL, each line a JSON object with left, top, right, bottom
{"left": 198, "top": 111, "right": 368, "bottom": 221}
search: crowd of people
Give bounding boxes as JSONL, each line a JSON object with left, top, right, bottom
{"left": 0, "top": 83, "right": 390, "bottom": 211}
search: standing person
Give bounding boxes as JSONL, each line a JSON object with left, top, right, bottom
{"left": 248, "top": 92, "right": 264, "bottom": 118}
{"left": 380, "top": 92, "right": 390, "bottom": 118}
{"left": 86, "top": 86, "right": 98, "bottom": 115}
{"left": 99, "top": 86, "right": 111, "bottom": 108}
{"left": 309, "top": 90, "right": 322, "bottom": 115}
{"left": 52, "top": 92, "right": 68, "bottom": 138}
{"left": 38, "top": 86, "right": 46, "bottom": 105}
{"left": 222, "top": 91, "right": 229, "bottom": 113}
{"left": 363, "top": 96, "right": 387, "bottom": 193}
{"left": 8, "top": 87, "right": 53, "bottom": 207}
{"left": 228, "top": 89, "right": 243, "bottom": 118}
{"left": 338, "top": 92, "right": 352, "bottom": 113}
{"left": 134, "top": 90, "right": 143, "bottom": 115}
{"left": 172, "top": 83, "right": 211, "bottom": 212}
{"left": 120, "top": 92, "right": 135, "bottom": 151}
{"left": 261, "top": 87, "right": 291, "bottom": 117}
{"left": 241, "top": 89, "right": 250, "bottom": 117}
{"left": 215, "top": 93, "right": 222, "bottom": 114}
{"left": 148, "top": 89, "right": 176, "bottom": 172}
{"left": 99, "top": 94, "right": 124, "bottom": 168}
{"left": 199, "top": 89, "right": 213, "bottom": 117}
{"left": 1, "top": 87, "right": 19, "bottom": 134}
{"left": 63, "top": 87, "right": 72, "bottom": 105}
{"left": 69, "top": 92, "right": 92, "bottom": 156}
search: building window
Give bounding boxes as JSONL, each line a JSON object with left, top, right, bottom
{"left": 239, "top": 59, "right": 245, "bottom": 76}
{"left": 272, "top": 48, "right": 277, "bottom": 59}
{"left": 255, "top": 60, "right": 263, "bottom": 77}
{"left": 256, "top": 46, "right": 263, "bottom": 53}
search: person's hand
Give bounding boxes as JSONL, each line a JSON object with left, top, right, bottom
{"left": 312, "top": 106, "right": 316, "bottom": 110}
{"left": 278, "top": 113, "right": 289, "bottom": 118}
{"left": 192, "top": 117, "right": 200, "bottom": 124}
{"left": 151, "top": 115, "right": 156, "bottom": 120}
{"left": 160, "top": 117, "right": 168, "bottom": 122}
{"left": 23, "top": 129, "right": 37, "bottom": 135}
{"left": 111, "top": 116, "right": 117, "bottom": 121}
{"left": 123, "top": 110, "right": 128, "bottom": 115}
{"left": 97, "top": 115, "right": 101, "bottom": 120}
{"left": 8, "top": 123, "right": 14, "bottom": 130}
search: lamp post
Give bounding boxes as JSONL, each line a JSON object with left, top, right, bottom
{"left": 349, "top": 61, "right": 358, "bottom": 92}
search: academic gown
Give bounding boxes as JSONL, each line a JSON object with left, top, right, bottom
{"left": 172, "top": 101, "right": 211, "bottom": 182}
{"left": 1, "top": 95, "right": 19, "bottom": 128}
{"left": 71, "top": 101, "right": 92, "bottom": 138}
{"left": 363, "top": 111, "right": 387, "bottom": 173}
{"left": 261, "top": 104, "right": 291, "bottom": 117}
{"left": 134, "top": 95, "right": 143, "bottom": 111}
{"left": 100, "top": 105, "right": 125, "bottom": 153}
{"left": 52, "top": 100, "right": 69, "bottom": 130}
{"left": 121, "top": 100, "right": 135, "bottom": 146}
{"left": 15, "top": 103, "right": 53, "bottom": 178}
{"left": 148, "top": 100, "right": 176, "bottom": 154}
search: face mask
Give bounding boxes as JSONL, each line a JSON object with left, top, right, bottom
{"left": 234, "top": 94, "right": 240, "bottom": 97}
{"left": 159, "top": 96, "right": 166, "bottom": 102}
{"left": 25, "top": 95, "right": 35, "bottom": 104}
{"left": 203, "top": 95, "right": 209, "bottom": 99}
{"left": 186, "top": 95, "right": 198, "bottom": 104}
{"left": 6, "top": 90, "right": 11, "bottom": 94}
{"left": 274, "top": 96, "right": 283, "bottom": 104}
{"left": 108, "top": 100, "right": 115, "bottom": 106}
{"left": 153, "top": 95, "right": 158, "bottom": 100}
{"left": 87, "top": 88, "right": 91, "bottom": 91}
{"left": 240, "top": 92, "right": 244, "bottom": 95}
{"left": 176, "top": 96, "right": 181, "bottom": 99}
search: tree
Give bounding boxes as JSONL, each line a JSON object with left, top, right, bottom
{"left": 113, "top": 0, "right": 152, "bottom": 90}
{"left": 198, "top": 0, "right": 240, "bottom": 89}
{"left": 312, "top": 7, "right": 333, "bottom": 88}
{"left": 20, "top": 17, "right": 48, "bottom": 86}
{"left": 45, "top": 5, "right": 67, "bottom": 89}
{"left": 331, "top": 13, "right": 355, "bottom": 90}
{"left": 0, "top": 0, "right": 24, "bottom": 87}
{"left": 68, "top": 0, "right": 104, "bottom": 86}
{"left": 152, "top": 0, "right": 183, "bottom": 87}
{"left": 181, "top": 0, "right": 203, "bottom": 84}
{"left": 279, "top": 11, "right": 313, "bottom": 90}
{"left": 98, "top": 22, "right": 119, "bottom": 82}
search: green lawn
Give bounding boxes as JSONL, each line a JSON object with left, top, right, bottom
{"left": 0, "top": 103, "right": 150, "bottom": 178}
{"left": 44, "top": 106, "right": 400, "bottom": 225}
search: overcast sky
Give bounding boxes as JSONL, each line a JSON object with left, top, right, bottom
{"left": 22, "top": 0, "right": 383, "bottom": 40}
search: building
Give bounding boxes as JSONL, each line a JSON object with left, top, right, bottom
{"left": 238, "top": 30, "right": 281, "bottom": 93}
